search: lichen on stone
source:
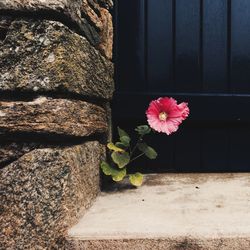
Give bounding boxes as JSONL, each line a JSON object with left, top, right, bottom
{"left": 0, "top": 19, "right": 114, "bottom": 99}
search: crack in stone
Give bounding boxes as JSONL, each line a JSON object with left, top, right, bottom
{"left": 0, "top": 27, "right": 8, "bottom": 41}
{"left": 0, "top": 9, "right": 100, "bottom": 46}
{"left": 0, "top": 134, "right": 106, "bottom": 169}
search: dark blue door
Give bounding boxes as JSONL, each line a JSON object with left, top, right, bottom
{"left": 113, "top": 0, "right": 250, "bottom": 172}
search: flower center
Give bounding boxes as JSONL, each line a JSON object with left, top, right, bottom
{"left": 159, "top": 112, "right": 168, "bottom": 121}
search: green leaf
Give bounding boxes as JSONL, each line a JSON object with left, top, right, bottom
{"left": 138, "top": 143, "right": 157, "bottom": 160}
{"left": 118, "top": 127, "right": 129, "bottom": 138}
{"left": 112, "top": 168, "right": 127, "bottom": 182}
{"left": 120, "top": 136, "right": 131, "bottom": 147}
{"left": 101, "top": 161, "right": 127, "bottom": 182}
{"left": 115, "top": 142, "right": 127, "bottom": 150}
{"left": 107, "top": 142, "right": 125, "bottom": 153}
{"left": 129, "top": 173, "right": 144, "bottom": 187}
{"left": 101, "top": 161, "right": 114, "bottom": 176}
{"left": 111, "top": 151, "right": 130, "bottom": 168}
{"left": 117, "top": 127, "right": 131, "bottom": 147}
{"left": 135, "top": 125, "right": 151, "bottom": 136}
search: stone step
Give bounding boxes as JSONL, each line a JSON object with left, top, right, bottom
{"left": 66, "top": 173, "right": 250, "bottom": 250}
{"left": 1, "top": 141, "right": 105, "bottom": 249}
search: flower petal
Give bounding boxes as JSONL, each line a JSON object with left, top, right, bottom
{"left": 160, "top": 97, "right": 177, "bottom": 113}
{"left": 146, "top": 97, "right": 190, "bottom": 135}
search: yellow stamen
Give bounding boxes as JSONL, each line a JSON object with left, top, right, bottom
{"left": 159, "top": 112, "right": 168, "bottom": 121}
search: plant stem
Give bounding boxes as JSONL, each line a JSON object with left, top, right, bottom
{"left": 131, "top": 135, "right": 143, "bottom": 157}
{"left": 130, "top": 152, "right": 145, "bottom": 163}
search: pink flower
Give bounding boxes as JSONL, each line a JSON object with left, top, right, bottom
{"left": 146, "top": 97, "right": 189, "bottom": 135}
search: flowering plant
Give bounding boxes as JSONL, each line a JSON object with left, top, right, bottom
{"left": 101, "top": 97, "right": 189, "bottom": 187}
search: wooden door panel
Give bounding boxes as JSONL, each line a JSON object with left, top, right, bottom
{"left": 229, "top": 127, "right": 250, "bottom": 170}
{"left": 174, "top": 127, "right": 202, "bottom": 171}
{"left": 201, "top": 128, "right": 229, "bottom": 172}
{"left": 113, "top": 93, "right": 250, "bottom": 122}
{"left": 115, "top": 0, "right": 146, "bottom": 92}
{"left": 203, "top": 0, "right": 228, "bottom": 92}
{"left": 114, "top": 0, "right": 250, "bottom": 172}
{"left": 147, "top": 0, "right": 173, "bottom": 91}
{"left": 231, "top": 0, "right": 250, "bottom": 93}
{"left": 175, "top": 0, "right": 201, "bottom": 92}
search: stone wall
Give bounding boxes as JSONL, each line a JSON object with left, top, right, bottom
{"left": 0, "top": 1, "right": 114, "bottom": 249}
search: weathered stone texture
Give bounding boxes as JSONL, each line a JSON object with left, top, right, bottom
{"left": 65, "top": 237, "right": 250, "bottom": 250}
{"left": 0, "top": 141, "right": 104, "bottom": 249}
{"left": 0, "top": 0, "right": 113, "bottom": 58}
{"left": 0, "top": 142, "right": 40, "bottom": 167}
{"left": 97, "top": 0, "right": 113, "bottom": 9}
{"left": 0, "top": 20, "right": 114, "bottom": 99}
{"left": 0, "top": 97, "right": 108, "bottom": 137}
{"left": 0, "top": 0, "right": 83, "bottom": 22}
{"left": 81, "top": 0, "right": 113, "bottom": 59}
{"left": 0, "top": 0, "right": 113, "bottom": 248}
{"left": 98, "top": 7, "right": 113, "bottom": 59}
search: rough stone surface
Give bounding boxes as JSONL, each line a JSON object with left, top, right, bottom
{"left": 65, "top": 237, "right": 250, "bottom": 250}
{"left": 0, "top": 142, "right": 41, "bottom": 167}
{"left": 0, "top": 0, "right": 113, "bottom": 58}
{"left": 99, "top": 0, "right": 113, "bottom": 9}
{"left": 0, "top": 1, "right": 113, "bottom": 248}
{"left": 0, "top": 141, "right": 104, "bottom": 249}
{"left": 0, "top": 15, "right": 11, "bottom": 40}
{"left": 67, "top": 173, "right": 250, "bottom": 250}
{"left": 0, "top": 20, "right": 114, "bottom": 99}
{"left": 0, "top": 0, "right": 83, "bottom": 24}
{"left": 81, "top": 0, "right": 113, "bottom": 59}
{"left": 0, "top": 97, "right": 108, "bottom": 137}
{"left": 98, "top": 7, "right": 113, "bottom": 59}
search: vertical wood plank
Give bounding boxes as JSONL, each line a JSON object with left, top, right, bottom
{"left": 174, "top": 127, "right": 202, "bottom": 172}
{"left": 175, "top": 0, "right": 201, "bottom": 92}
{"left": 147, "top": 0, "right": 173, "bottom": 92}
{"left": 229, "top": 127, "right": 250, "bottom": 171}
{"left": 231, "top": 0, "right": 250, "bottom": 93}
{"left": 201, "top": 128, "right": 229, "bottom": 171}
{"left": 116, "top": 0, "right": 146, "bottom": 92}
{"left": 146, "top": 133, "right": 175, "bottom": 173}
{"left": 203, "top": 0, "right": 228, "bottom": 92}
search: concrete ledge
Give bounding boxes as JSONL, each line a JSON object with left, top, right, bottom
{"left": 66, "top": 237, "right": 250, "bottom": 250}
{"left": 67, "top": 173, "right": 250, "bottom": 250}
